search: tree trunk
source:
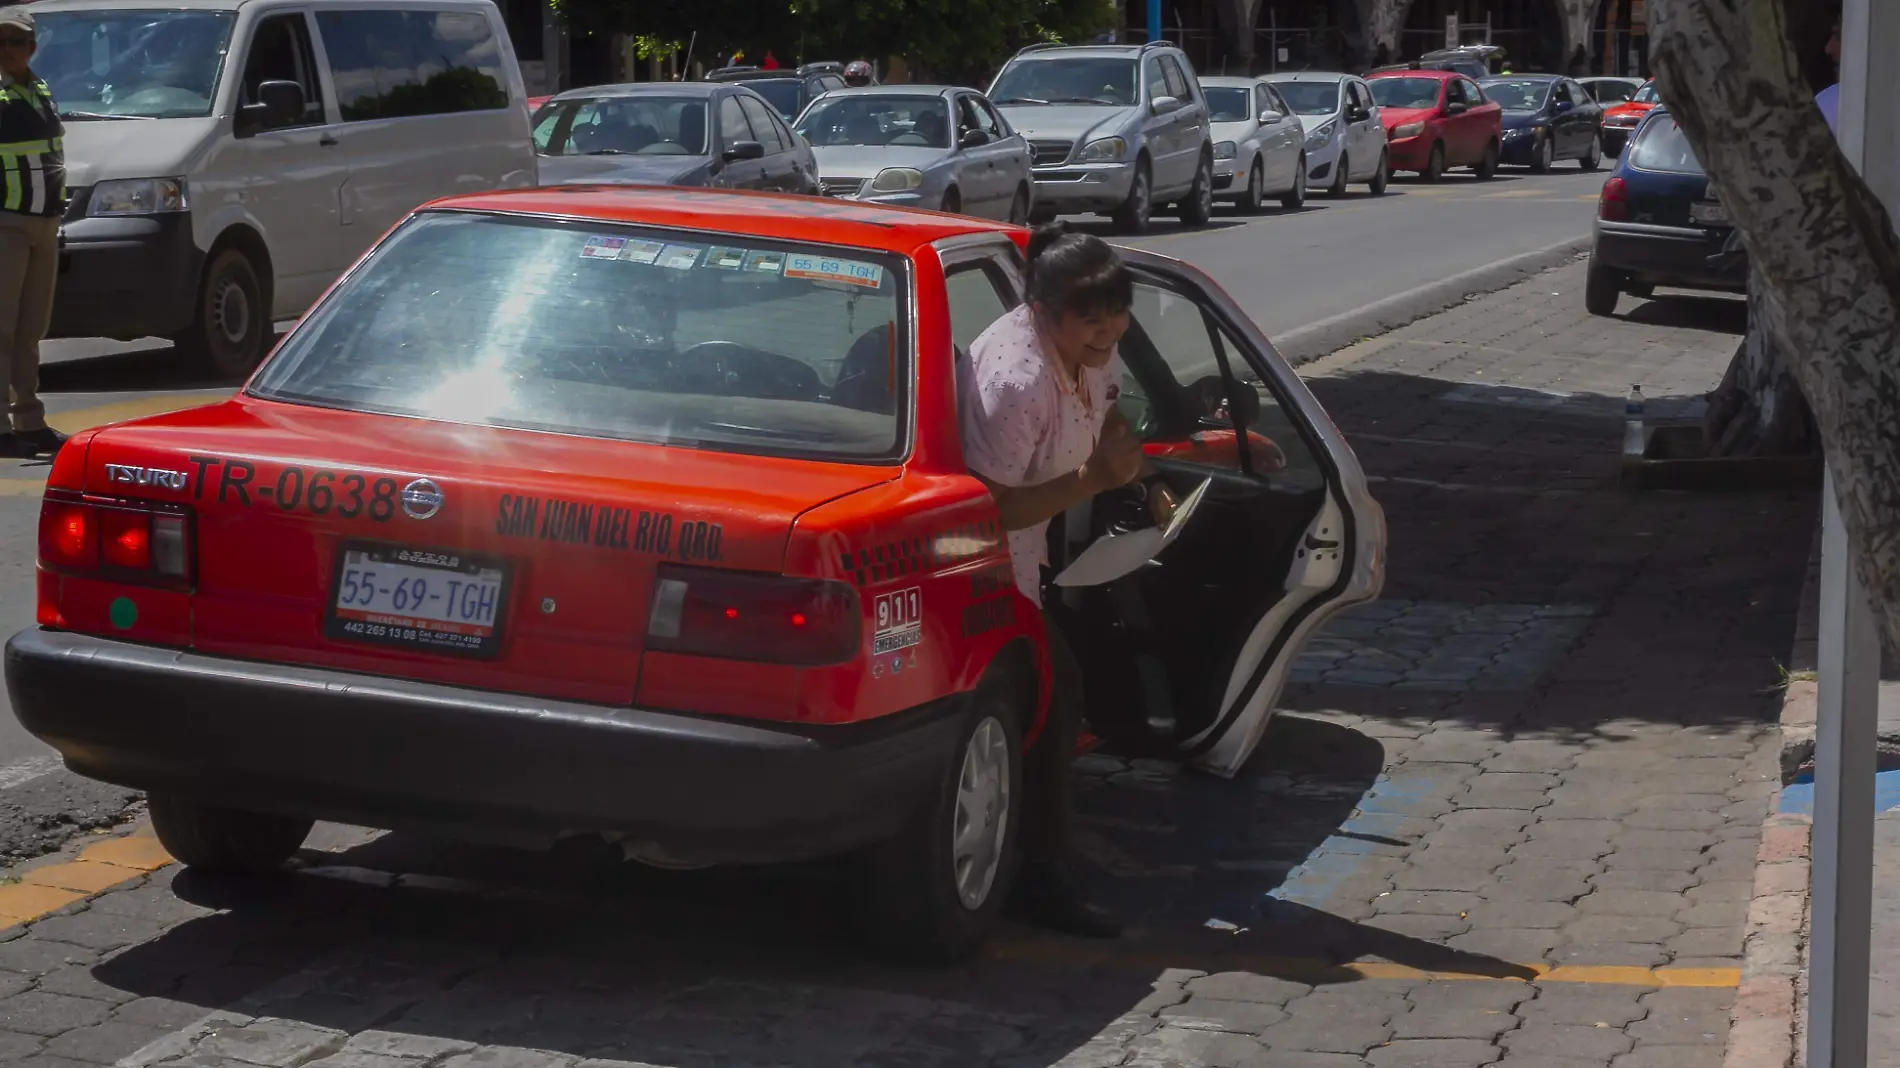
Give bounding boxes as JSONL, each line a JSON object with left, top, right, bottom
{"left": 1702, "top": 267, "right": 1816, "bottom": 457}
{"left": 1650, "top": 0, "right": 1900, "bottom": 657}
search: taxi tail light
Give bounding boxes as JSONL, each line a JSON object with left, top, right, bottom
{"left": 39, "top": 494, "right": 192, "bottom": 584}
{"left": 646, "top": 565, "right": 861, "bottom": 666}
{"left": 1599, "top": 176, "right": 1629, "bottom": 221}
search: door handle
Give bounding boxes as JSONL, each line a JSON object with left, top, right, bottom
{"left": 319, "top": 133, "right": 338, "bottom": 147}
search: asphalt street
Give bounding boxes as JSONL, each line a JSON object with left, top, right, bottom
{"left": 0, "top": 164, "right": 1610, "bottom": 861}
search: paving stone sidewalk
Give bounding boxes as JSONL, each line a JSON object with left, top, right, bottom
{"left": 0, "top": 263, "right": 1818, "bottom": 1068}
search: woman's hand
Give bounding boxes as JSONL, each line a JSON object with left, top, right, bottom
{"left": 1079, "top": 419, "right": 1144, "bottom": 493}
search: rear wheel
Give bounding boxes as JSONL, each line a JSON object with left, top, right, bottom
{"left": 1367, "top": 150, "right": 1389, "bottom": 195}
{"left": 1327, "top": 153, "right": 1350, "bottom": 197}
{"left": 149, "top": 795, "right": 312, "bottom": 875}
{"left": 1238, "top": 159, "right": 1265, "bottom": 213}
{"left": 1580, "top": 133, "right": 1602, "bottom": 171}
{"left": 1585, "top": 257, "right": 1623, "bottom": 316}
{"left": 1177, "top": 154, "right": 1214, "bottom": 226}
{"left": 1422, "top": 142, "right": 1446, "bottom": 183}
{"left": 853, "top": 694, "right": 1022, "bottom": 964}
{"left": 173, "top": 247, "right": 270, "bottom": 380}
{"left": 1112, "top": 159, "right": 1153, "bottom": 234}
{"left": 1281, "top": 157, "right": 1308, "bottom": 210}
{"left": 1474, "top": 140, "right": 1499, "bottom": 179}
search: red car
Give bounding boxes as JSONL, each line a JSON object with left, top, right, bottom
{"left": 5, "top": 188, "right": 1384, "bottom": 962}
{"left": 1600, "top": 80, "right": 1660, "bottom": 155}
{"left": 1366, "top": 69, "right": 1503, "bottom": 181}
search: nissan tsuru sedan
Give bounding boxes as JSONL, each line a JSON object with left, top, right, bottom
{"left": 6, "top": 187, "right": 1384, "bottom": 962}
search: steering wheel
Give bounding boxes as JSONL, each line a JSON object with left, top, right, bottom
{"left": 675, "top": 340, "right": 823, "bottom": 402}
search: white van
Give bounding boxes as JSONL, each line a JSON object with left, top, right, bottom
{"left": 30, "top": 0, "right": 538, "bottom": 375}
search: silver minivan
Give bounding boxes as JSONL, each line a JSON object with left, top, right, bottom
{"left": 30, "top": 0, "right": 537, "bottom": 375}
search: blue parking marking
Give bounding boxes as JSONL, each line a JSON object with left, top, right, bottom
{"left": 1778, "top": 769, "right": 1900, "bottom": 815}
{"left": 1267, "top": 773, "right": 1433, "bottom": 910}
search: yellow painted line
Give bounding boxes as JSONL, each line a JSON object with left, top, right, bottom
{"left": 0, "top": 829, "right": 172, "bottom": 927}
{"left": 1480, "top": 188, "right": 1547, "bottom": 198}
{"left": 46, "top": 391, "right": 235, "bottom": 435}
{"left": 0, "top": 474, "right": 48, "bottom": 496}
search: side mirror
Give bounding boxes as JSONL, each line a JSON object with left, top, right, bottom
{"left": 1150, "top": 95, "right": 1182, "bottom": 115}
{"left": 1348, "top": 106, "right": 1370, "bottom": 122}
{"left": 1555, "top": 100, "right": 1574, "bottom": 113}
{"left": 1188, "top": 374, "right": 1262, "bottom": 430}
{"left": 723, "top": 140, "right": 766, "bottom": 162}
{"left": 235, "top": 79, "right": 304, "bottom": 136}
{"left": 1258, "top": 109, "right": 1284, "bottom": 124}
{"left": 1445, "top": 100, "right": 1469, "bottom": 115}
{"left": 959, "top": 128, "right": 990, "bottom": 148}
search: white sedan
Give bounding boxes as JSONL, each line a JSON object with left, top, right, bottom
{"left": 1200, "top": 76, "right": 1308, "bottom": 212}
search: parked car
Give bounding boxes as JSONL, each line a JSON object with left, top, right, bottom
{"left": 1578, "top": 76, "right": 1643, "bottom": 105}
{"left": 705, "top": 62, "right": 849, "bottom": 123}
{"left": 986, "top": 41, "right": 1215, "bottom": 233}
{"left": 1478, "top": 74, "right": 1604, "bottom": 172}
{"left": 1199, "top": 76, "right": 1310, "bottom": 210}
{"left": 532, "top": 83, "right": 819, "bottom": 197}
{"left": 7, "top": 187, "right": 1385, "bottom": 964}
{"left": 1600, "top": 80, "right": 1661, "bottom": 155}
{"left": 1586, "top": 107, "right": 1745, "bottom": 315}
{"left": 1262, "top": 72, "right": 1389, "bottom": 197}
{"left": 1365, "top": 70, "right": 1501, "bottom": 181}
{"left": 29, "top": 0, "right": 538, "bottom": 378}
{"left": 526, "top": 95, "right": 551, "bottom": 114}
{"left": 794, "top": 85, "right": 1034, "bottom": 221}
{"left": 1371, "top": 44, "right": 1503, "bottom": 81}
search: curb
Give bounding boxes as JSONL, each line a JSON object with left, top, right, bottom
{"left": 1276, "top": 235, "right": 1593, "bottom": 366}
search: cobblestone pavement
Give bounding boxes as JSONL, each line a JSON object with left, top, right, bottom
{"left": 0, "top": 266, "right": 1818, "bottom": 1068}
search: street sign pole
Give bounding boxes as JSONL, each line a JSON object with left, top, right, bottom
{"left": 1147, "top": 0, "right": 1161, "bottom": 45}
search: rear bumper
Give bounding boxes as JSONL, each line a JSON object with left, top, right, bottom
{"left": 48, "top": 213, "right": 202, "bottom": 342}
{"left": 1593, "top": 221, "right": 1746, "bottom": 292}
{"left": 6, "top": 629, "right": 963, "bottom": 864}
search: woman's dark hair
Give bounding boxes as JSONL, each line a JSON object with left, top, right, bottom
{"left": 1024, "top": 221, "right": 1133, "bottom": 319}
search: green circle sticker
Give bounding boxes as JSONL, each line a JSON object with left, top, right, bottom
{"left": 108, "top": 597, "right": 138, "bottom": 630}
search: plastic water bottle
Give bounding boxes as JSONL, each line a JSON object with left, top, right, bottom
{"left": 1622, "top": 384, "right": 1646, "bottom": 459}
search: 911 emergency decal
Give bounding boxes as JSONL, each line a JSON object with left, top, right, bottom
{"left": 872, "top": 587, "right": 922, "bottom": 655}
{"left": 494, "top": 493, "right": 722, "bottom": 563}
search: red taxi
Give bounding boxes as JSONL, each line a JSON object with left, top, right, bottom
{"left": 6, "top": 188, "right": 1384, "bottom": 961}
{"left": 1600, "top": 80, "right": 1660, "bottom": 156}
{"left": 1365, "top": 70, "right": 1503, "bottom": 181}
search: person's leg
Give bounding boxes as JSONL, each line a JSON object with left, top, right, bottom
{"left": 11, "top": 217, "right": 58, "bottom": 449}
{"left": 0, "top": 215, "right": 36, "bottom": 454}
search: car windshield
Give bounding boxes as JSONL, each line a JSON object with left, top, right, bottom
{"left": 1633, "top": 82, "right": 1660, "bottom": 103}
{"left": 249, "top": 213, "right": 910, "bottom": 461}
{"left": 1203, "top": 87, "right": 1252, "bottom": 122}
{"left": 1368, "top": 77, "right": 1441, "bottom": 109}
{"left": 30, "top": 9, "right": 235, "bottom": 119}
{"left": 797, "top": 96, "right": 951, "bottom": 148}
{"left": 989, "top": 57, "right": 1137, "bottom": 106}
{"left": 533, "top": 98, "right": 709, "bottom": 156}
{"left": 1269, "top": 80, "right": 1339, "bottom": 115}
{"left": 1588, "top": 80, "right": 1637, "bottom": 102}
{"left": 1481, "top": 80, "right": 1548, "bottom": 111}
{"left": 1627, "top": 113, "right": 1704, "bottom": 174}
{"left": 745, "top": 79, "right": 803, "bottom": 120}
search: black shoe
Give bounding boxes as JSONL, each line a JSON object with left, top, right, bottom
{"left": 19, "top": 428, "right": 67, "bottom": 457}
{"left": 1009, "top": 862, "right": 1123, "bottom": 939}
{"left": 0, "top": 434, "right": 34, "bottom": 460}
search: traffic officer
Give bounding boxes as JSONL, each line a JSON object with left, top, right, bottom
{"left": 0, "top": 5, "right": 67, "bottom": 458}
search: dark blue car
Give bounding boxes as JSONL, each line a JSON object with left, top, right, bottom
{"left": 1478, "top": 75, "right": 1604, "bottom": 172}
{"left": 1586, "top": 107, "right": 1746, "bottom": 316}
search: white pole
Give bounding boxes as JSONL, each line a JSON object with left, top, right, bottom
{"left": 1809, "top": 3, "right": 1897, "bottom": 1063}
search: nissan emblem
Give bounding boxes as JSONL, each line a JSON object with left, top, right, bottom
{"left": 400, "top": 478, "right": 443, "bottom": 520}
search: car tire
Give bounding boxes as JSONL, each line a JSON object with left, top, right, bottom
{"left": 940, "top": 187, "right": 962, "bottom": 214}
{"left": 1177, "top": 154, "right": 1214, "bottom": 226}
{"left": 1422, "top": 143, "right": 1446, "bottom": 183}
{"left": 1238, "top": 159, "right": 1265, "bottom": 214}
{"left": 1007, "top": 184, "right": 1031, "bottom": 225}
{"left": 1327, "top": 153, "right": 1350, "bottom": 197}
{"left": 173, "top": 247, "right": 271, "bottom": 380}
{"left": 852, "top": 691, "right": 1023, "bottom": 965}
{"left": 148, "top": 794, "right": 312, "bottom": 875}
{"left": 1580, "top": 133, "right": 1602, "bottom": 171}
{"left": 1531, "top": 135, "right": 1554, "bottom": 173}
{"left": 1585, "top": 258, "right": 1623, "bottom": 317}
{"left": 1475, "top": 140, "right": 1499, "bottom": 179}
{"left": 1112, "top": 158, "right": 1153, "bottom": 234}
{"left": 1281, "top": 157, "right": 1307, "bottom": 210}
{"left": 1368, "top": 150, "right": 1389, "bottom": 195}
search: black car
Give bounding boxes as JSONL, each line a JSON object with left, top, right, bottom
{"left": 1479, "top": 74, "right": 1604, "bottom": 172}
{"left": 1586, "top": 107, "right": 1746, "bottom": 316}
{"left": 705, "top": 63, "right": 850, "bottom": 123}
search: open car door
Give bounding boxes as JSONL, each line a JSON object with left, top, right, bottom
{"left": 1049, "top": 248, "right": 1386, "bottom": 777}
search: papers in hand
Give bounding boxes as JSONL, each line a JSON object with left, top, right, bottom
{"left": 1054, "top": 477, "right": 1212, "bottom": 588}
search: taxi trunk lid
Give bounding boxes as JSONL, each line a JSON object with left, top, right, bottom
{"left": 78, "top": 398, "right": 896, "bottom": 705}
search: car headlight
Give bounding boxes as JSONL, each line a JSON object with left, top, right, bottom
{"left": 1213, "top": 141, "right": 1236, "bottom": 161}
{"left": 88, "top": 177, "right": 188, "bottom": 216}
{"left": 1304, "top": 121, "right": 1336, "bottom": 149}
{"left": 1392, "top": 121, "right": 1425, "bottom": 140}
{"left": 1077, "top": 136, "right": 1127, "bottom": 163}
{"left": 869, "top": 168, "right": 924, "bottom": 193}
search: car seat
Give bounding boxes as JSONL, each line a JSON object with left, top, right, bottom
{"left": 845, "top": 111, "right": 884, "bottom": 146}
{"left": 912, "top": 109, "right": 948, "bottom": 148}
{"left": 677, "top": 105, "right": 707, "bottom": 153}
{"left": 833, "top": 323, "right": 896, "bottom": 413}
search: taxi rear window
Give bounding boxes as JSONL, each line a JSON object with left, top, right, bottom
{"left": 248, "top": 212, "right": 910, "bottom": 461}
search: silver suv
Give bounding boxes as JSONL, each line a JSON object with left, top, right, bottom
{"left": 987, "top": 41, "right": 1215, "bottom": 234}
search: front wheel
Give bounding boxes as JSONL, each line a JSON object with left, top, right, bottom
{"left": 1422, "top": 142, "right": 1446, "bottom": 183}
{"left": 1531, "top": 135, "right": 1554, "bottom": 173}
{"left": 149, "top": 795, "right": 312, "bottom": 875}
{"left": 173, "top": 247, "right": 270, "bottom": 379}
{"left": 1367, "top": 150, "right": 1389, "bottom": 195}
{"left": 853, "top": 697, "right": 1023, "bottom": 964}
{"left": 1327, "top": 153, "right": 1350, "bottom": 197}
{"left": 1112, "top": 160, "right": 1153, "bottom": 234}
{"left": 1007, "top": 184, "right": 1031, "bottom": 225}
{"left": 1238, "top": 160, "right": 1265, "bottom": 213}
{"left": 1474, "top": 140, "right": 1499, "bottom": 179}
{"left": 940, "top": 187, "right": 962, "bottom": 214}
{"left": 1177, "top": 155, "right": 1214, "bottom": 226}
{"left": 1281, "top": 157, "right": 1308, "bottom": 210}
{"left": 1584, "top": 257, "right": 1623, "bottom": 317}
{"left": 1580, "top": 133, "right": 1602, "bottom": 171}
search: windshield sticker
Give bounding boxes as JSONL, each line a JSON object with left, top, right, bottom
{"left": 618, "top": 239, "right": 666, "bottom": 264}
{"left": 658, "top": 245, "right": 703, "bottom": 271}
{"left": 704, "top": 246, "right": 747, "bottom": 270}
{"left": 743, "top": 250, "right": 785, "bottom": 273}
{"left": 579, "top": 235, "right": 630, "bottom": 260}
{"left": 785, "top": 253, "right": 885, "bottom": 289}
{"left": 872, "top": 587, "right": 923, "bottom": 655}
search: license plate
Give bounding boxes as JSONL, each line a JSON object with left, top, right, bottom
{"left": 325, "top": 544, "right": 509, "bottom": 658}
{"left": 1691, "top": 202, "right": 1728, "bottom": 225}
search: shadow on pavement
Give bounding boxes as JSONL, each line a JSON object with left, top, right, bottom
{"left": 1622, "top": 293, "right": 1747, "bottom": 334}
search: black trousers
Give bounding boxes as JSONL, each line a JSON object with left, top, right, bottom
{"left": 1020, "top": 606, "right": 1082, "bottom": 864}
